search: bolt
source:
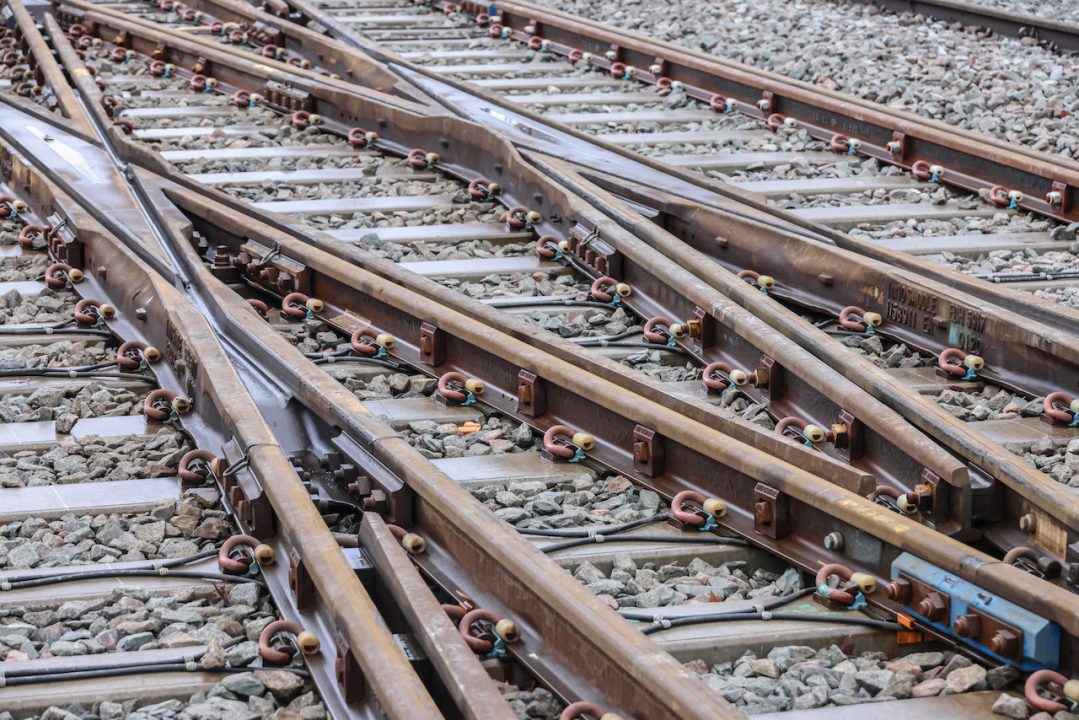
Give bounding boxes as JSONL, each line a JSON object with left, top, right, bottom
{"left": 823, "top": 531, "right": 844, "bottom": 551}
{"left": 885, "top": 578, "right": 911, "bottom": 603}
{"left": 1019, "top": 513, "right": 1036, "bottom": 533}
{"left": 754, "top": 500, "right": 773, "bottom": 526}
{"left": 953, "top": 613, "right": 981, "bottom": 638}
{"left": 989, "top": 629, "right": 1019, "bottom": 657}
{"left": 916, "top": 591, "right": 947, "bottom": 621}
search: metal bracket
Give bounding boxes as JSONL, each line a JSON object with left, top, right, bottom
{"left": 917, "top": 468, "right": 949, "bottom": 525}
{"left": 1051, "top": 180, "right": 1071, "bottom": 213}
{"left": 419, "top": 322, "right": 444, "bottom": 366}
{"left": 953, "top": 607, "right": 1024, "bottom": 661}
{"left": 888, "top": 573, "right": 950, "bottom": 623}
{"left": 687, "top": 307, "right": 713, "bottom": 354}
{"left": 288, "top": 546, "right": 315, "bottom": 610}
{"left": 46, "top": 213, "right": 83, "bottom": 266}
{"left": 752, "top": 482, "right": 789, "bottom": 539}
{"left": 334, "top": 631, "right": 365, "bottom": 704}
{"left": 264, "top": 80, "right": 313, "bottom": 111}
{"left": 832, "top": 409, "right": 863, "bottom": 461}
{"left": 632, "top": 425, "right": 664, "bottom": 477}
{"left": 889, "top": 131, "right": 906, "bottom": 159}
{"left": 516, "top": 369, "right": 546, "bottom": 417}
{"left": 760, "top": 90, "right": 775, "bottom": 113}
{"left": 220, "top": 439, "right": 274, "bottom": 539}
{"left": 755, "top": 355, "right": 784, "bottom": 400}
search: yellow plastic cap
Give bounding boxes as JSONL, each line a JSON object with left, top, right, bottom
{"left": 703, "top": 498, "right": 728, "bottom": 518}
{"left": 850, "top": 572, "right": 877, "bottom": 594}
{"left": 572, "top": 432, "right": 596, "bottom": 451}
{"left": 401, "top": 532, "right": 426, "bottom": 555}
{"left": 296, "top": 631, "right": 320, "bottom": 655}
{"left": 494, "top": 618, "right": 520, "bottom": 643}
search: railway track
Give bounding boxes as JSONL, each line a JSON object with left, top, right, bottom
{"left": 843, "top": 0, "right": 1079, "bottom": 53}
{"left": 43, "top": 0, "right": 1079, "bottom": 564}
{"left": 0, "top": 0, "right": 1078, "bottom": 718}
{"left": 237, "top": 0, "right": 1079, "bottom": 327}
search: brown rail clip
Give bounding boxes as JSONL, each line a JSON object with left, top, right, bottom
{"left": 219, "top": 440, "right": 274, "bottom": 539}
{"left": 753, "top": 483, "right": 789, "bottom": 539}
{"left": 632, "top": 425, "right": 664, "bottom": 477}
{"left": 516, "top": 370, "right": 546, "bottom": 417}
{"left": 289, "top": 546, "right": 316, "bottom": 610}
{"left": 419, "top": 322, "right": 445, "bottom": 366}
{"left": 831, "top": 410, "right": 863, "bottom": 461}
{"left": 335, "top": 630, "right": 366, "bottom": 704}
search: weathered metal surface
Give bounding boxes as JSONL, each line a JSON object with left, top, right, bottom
{"left": 1, "top": 0, "right": 94, "bottom": 135}
{"left": 446, "top": 0, "right": 1079, "bottom": 224}
{"left": 0, "top": 124, "right": 442, "bottom": 719}
{"left": 533, "top": 157, "right": 1079, "bottom": 555}
{"left": 358, "top": 513, "right": 518, "bottom": 720}
{"left": 61, "top": 0, "right": 423, "bottom": 99}
{"left": 844, "top": 0, "right": 1079, "bottom": 52}
{"left": 139, "top": 169, "right": 743, "bottom": 720}
{"left": 143, "top": 171, "right": 1079, "bottom": 672}
{"left": 61, "top": 16, "right": 1009, "bottom": 539}
{"left": 320, "top": 0, "right": 1079, "bottom": 340}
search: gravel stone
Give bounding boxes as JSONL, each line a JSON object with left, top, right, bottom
{"left": 992, "top": 693, "right": 1032, "bottom": 719}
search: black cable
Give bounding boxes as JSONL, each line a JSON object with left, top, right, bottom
{"left": 641, "top": 607, "right": 900, "bottom": 635}
{"left": 5, "top": 568, "right": 264, "bottom": 589}
{"left": 569, "top": 329, "right": 642, "bottom": 343}
{"left": 0, "top": 367, "right": 155, "bottom": 381}
{"left": 574, "top": 340, "right": 688, "bottom": 354}
{"left": 0, "top": 637, "right": 247, "bottom": 678}
{"left": 485, "top": 297, "right": 615, "bottom": 310}
{"left": 0, "top": 548, "right": 219, "bottom": 584}
{"left": 311, "top": 355, "right": 403, "bottom": 370}
{"left": 517, "top": 514, "right": 668, "bottom": 537}
{"left": 538, "top": 533, "right": 748, "bottom": 553}
{"left": 0, "top": 325, "right": 112, "bottom": 337}
{"left": 619, "top": 587, "right": 814, "bottom": 622}
{"left": 2, "top": 663, "right": 310, "bottom": 686}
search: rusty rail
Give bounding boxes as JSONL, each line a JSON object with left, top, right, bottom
{"left": 846, "top": 0, "right": 1079, "bottom": 52}
{"left": 0, "top": 123, "right": 444, "bottom": 717}
{"left": 1, "top": 0, "right": 93, "bottom": 134}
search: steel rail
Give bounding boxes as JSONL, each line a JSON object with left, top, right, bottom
{"left": 254, "top": 0, "right": 1079, "bottom": 341}
{"left": 476, "top": 0, "right": 1079, "bottom": 219}
{"left": 277, "top": 0, "right": 1079, "bottom": 223}
{"left": 53, "top": 10, "right": 1018, "bottom": 539}
{"left": 148, "top": 168, "right": 1079, "bottom": 671}
{"left": 1, "top": 0, "right": 94, "bottom": 134}
{"left": 845, "top": 0, "right": 1079, "bottom": 53}
{"left": 0, "top": 126, "right": 444, "bottom": 718}
{"left": 82, "top": 0, "right": 429, "bottom": 100}
{"left": 19, "top": 0, "right": 1079, "bottom": 699}
{"left": 533, "top": 155, "right": 1079, "bottom": 565}
{"left": 139, "top": 168, "right": 742, "bottom": 720}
